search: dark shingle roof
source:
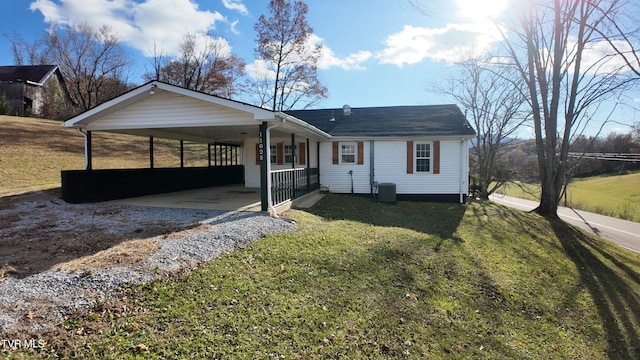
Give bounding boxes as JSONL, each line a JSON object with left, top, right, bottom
{"left": 0, "top": 65, "right": 58, "bottom": 84}
{"left": 284, "top": 104, "right": 476, "bottom": 137}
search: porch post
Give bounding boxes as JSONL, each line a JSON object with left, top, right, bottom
{"left": 306, "top": 138, "right": 311, "bottom": 191}
{"left": 207, "top": 143, "right": 212, "bottom": 167}
{"left": 291, "top": 133, "right": 296, "bottom": 198}
{"left": 259, "top": 122, "right": 268, "bottom": 211}
{"left": 291, "top": 134, "right": 296, "bottom": 169}
{"left": 149, "top": 136, "right": 154, "bottom": 169}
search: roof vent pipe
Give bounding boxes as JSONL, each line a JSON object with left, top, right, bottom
{"left": 343, "top": 104, "right": 351, "bottom": 116}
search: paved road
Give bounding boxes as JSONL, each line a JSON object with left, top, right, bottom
{"left": 489, "top": 194, "right": 640, "bottom": 253}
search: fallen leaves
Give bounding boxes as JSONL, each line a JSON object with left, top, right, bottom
{"left": 133, "top": 343, "right": 148, "bottom": 352}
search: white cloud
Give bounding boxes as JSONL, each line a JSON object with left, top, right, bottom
{"left": 246, "top": 58, "right": 275, "bottom": 80}
{"left": 376, "top": 23, "right": 504, "bottom": 67}
{"left": 578, "top": 39, "right": 638, "bottom": 76}
{"left": 456, "top": 0, "right": 509, "bottom": 22}
{"left": 30, "top": 0, "right": 226, "bottom": 57}
{"left": 221, "top": 0, "right": 248, "bottom": 16}
{"left": 308, "top": 34, "right": 372, "bottom": 70}
{"left": 230, "top": 20, "right": 240, "bottom": 35}
{"left": 246, "top": 34, "right": 373, "bottom": 79}
{"left": 611, "top": 126, "right": 629, "bottom": 133}
{"left": 318, "top": 45, "right": 372, "bottom": 71}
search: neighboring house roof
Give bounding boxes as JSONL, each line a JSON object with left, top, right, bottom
{"left": 285, "top": 104, "right": 476, "bottom": 138}
{"left": 0, "top": 65, "right": 59, "bottom": 85}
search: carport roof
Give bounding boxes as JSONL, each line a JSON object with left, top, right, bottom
{"left": 64, "top": 81, "right": 331, "bottom": 143}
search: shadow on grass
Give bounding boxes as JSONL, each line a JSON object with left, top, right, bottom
{"left": 550, "top": 219, "right": 640, "bottom": 360}
{"left": 302, "top": 195, "right": 526, "bottom": 357}
{"left": 307, "top": 193, "right": 465, "bottom": 241}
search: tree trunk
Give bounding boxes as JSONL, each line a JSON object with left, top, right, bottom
{"left": 535, "top": 178, "right": 560, "bottom": 218}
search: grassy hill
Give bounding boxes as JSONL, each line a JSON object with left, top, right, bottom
{"left": 5, "top": 195, "right": 640, "bottom": 359}
{"left": 496, "top": 172, "right": 640, "bottom": 222}
{"left": 0, "top": 115, "right": 209, "bottom": 195}
{"left": 2, "top": 115, "right": 640, "bottom": 358}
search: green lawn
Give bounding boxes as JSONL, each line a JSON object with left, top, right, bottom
{"left": 496, "top": 171, "right": 640, "bottom": 222}
{"left": 2, "top": 116, "right": 639, "bottom": 358}
{"left": 567, "top": 172, "right": 640, "bottom": 222}
{"left": 8, "top": 195, "right": 640, "bottom": 359}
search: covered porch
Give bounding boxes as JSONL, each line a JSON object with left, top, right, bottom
{"left": 61, "top": 81, "right": 330, "bottom": 213}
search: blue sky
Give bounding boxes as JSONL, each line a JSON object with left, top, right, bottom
{"left": 0, "top": 0, "right": 638, "bottom": 137}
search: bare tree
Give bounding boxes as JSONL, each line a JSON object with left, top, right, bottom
{"left": 44, "top": 23, "right": 131, "bottom": 111}
{"left": 496, "top": 0, "right": 639, "bottom": 218}
{"left": 144, "top": 41, "right": 170, "bottom": 81}
{"left": 6, "top": 31, "right": 50, "bottom": 65}
{"left": 253, "top": 0, "right": 327, "bottom": 110}
{"left": 144, "top": 32, "right": 246, "bottom": 98}
{"left": 632, "top": 122, "right": 640, "bottom": 144}
{"left": 438, "top": 59, "right": 530, "bottom": 200}
{"left": 7, "top": 24, "right": 131, "bottom": 113}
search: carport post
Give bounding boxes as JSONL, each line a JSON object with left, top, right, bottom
{"left": 149, "top": 136, "right": 154, "bottom": 169}
{"left": 180, "top": 140, "right": 184, "bottom": 168}
{"left": 86, "top": 130, "right": 92, "bottom": 170}
{"left": 259, "top": 122, "right": 268, "bottom": 211}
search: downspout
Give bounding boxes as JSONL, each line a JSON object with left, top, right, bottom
{"left": 78, "top": 128, "right": 90, "bottom": 170}
{"left": 460, "top": 139, "right": 465, "bottom": 204}
{"left": 266, "top": 118, "right": 285, "bottom": 217}
{"left": 369, "top": 140, "right": 375, "bottom": 197}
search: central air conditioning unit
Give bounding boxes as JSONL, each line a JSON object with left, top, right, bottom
{"left": 378, "top": 183, "right": 396, "bottom": 203}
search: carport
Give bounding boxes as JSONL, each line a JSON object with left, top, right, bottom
{"left": 62, "top": 81, "right": 330, "bottom": 213}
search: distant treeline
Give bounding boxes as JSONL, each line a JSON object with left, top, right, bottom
{"left": 492, "top": 131, "right": 640, "bottom": 182}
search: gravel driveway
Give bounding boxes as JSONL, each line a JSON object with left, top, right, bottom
{"left": 0, "top": 190, "right": 296, "bottom": 336}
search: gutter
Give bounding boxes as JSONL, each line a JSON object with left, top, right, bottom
{"left": 276, "top": 112, "right": 331, "bottom": 140}
{"left": 25, "top": 80, "right": 44, "bottom": 87}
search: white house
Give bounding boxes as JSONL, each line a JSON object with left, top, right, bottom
{"left": 61, "top": 81, "right": 475, "bottom": 211}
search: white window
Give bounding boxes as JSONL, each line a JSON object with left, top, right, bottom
{"left": 284, "top": 144, "right": 294, "bottom": 164}
{"left": 270, "top": 145, "right": 277, "bottom": 164}
{"left": 415, "top": 142, "right": 431, "bottom": 172}
{"left": 340, "top": 143, "right": 356, "bottom": 164}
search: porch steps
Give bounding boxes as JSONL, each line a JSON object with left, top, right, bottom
{"left": 271, "top": 190, "right": 325, "bottom": 216}
{"left": 292, "top": 190, "right": 326, "bottom": 209}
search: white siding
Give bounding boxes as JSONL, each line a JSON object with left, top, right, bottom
{"left": 245, "top": 137, "right": 320, "bottom": 188}
{"left": 318, "top": 141, "right": 370, "bottom": 193}
{"left": 320, "top": 139, "right": 469, "bottom": 195}
{"left": 86, "top": 91, "right": 257, "bottom": 131}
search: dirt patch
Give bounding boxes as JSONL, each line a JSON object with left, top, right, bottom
{"left": 0, "top": 190, "right": 194, "bottom": 280}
